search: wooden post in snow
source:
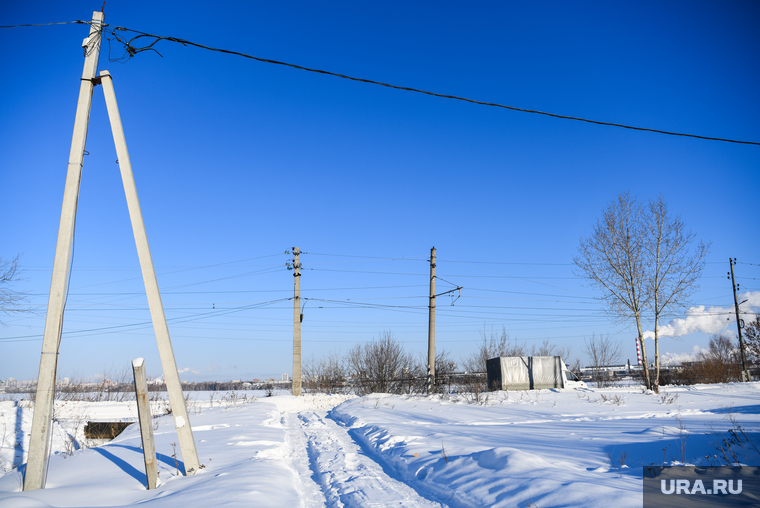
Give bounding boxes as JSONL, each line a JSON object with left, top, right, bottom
{"left": 132, "top": 358, "right": 158, "bottom": 489}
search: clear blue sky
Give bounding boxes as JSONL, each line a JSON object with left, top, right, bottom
{"left": 1, "top": 1, "right": 759, "bottom": 382}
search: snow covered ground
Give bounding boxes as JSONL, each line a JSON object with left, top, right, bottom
{"left": 1, "top": 383, "right": 759, "bottom": 507}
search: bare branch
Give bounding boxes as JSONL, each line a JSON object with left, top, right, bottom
{"left": 574, "top": 192, "right": 650, "bottom": 322}
{"left": 462, "top": 326, "right": 525, "bottom": 374}
{"left": 0, "top": 254, "right": 30, "bottom": 323}
{"left": 582, "top": 334, "right": 624, "bottom": 387}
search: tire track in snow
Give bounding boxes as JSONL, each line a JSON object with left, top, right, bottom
{"left": 331, "top": 412, "right": 478, "bottom": 508}
{"left": 276, "top": 410, "right": 327, "bottom": 508}
{"left": 297, "top": 411, "right": 445, "bottom": 508}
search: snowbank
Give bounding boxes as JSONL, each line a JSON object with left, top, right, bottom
{"left": 1, "top": 385, "right": 758, "bottom": 507}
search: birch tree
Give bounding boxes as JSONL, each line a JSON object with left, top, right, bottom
{"left": 574, "top": 193, "right": 653, "bottom": 389}
{"left": 575, "top": 193, "right": 709, "bottom": 393}
{"left": 645, "top": 196, "right": 709, "bottom": 390}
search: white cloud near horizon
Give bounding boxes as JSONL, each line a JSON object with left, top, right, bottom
{"left": 660, "top": 345, "right": 704, "bottom": 366}
{"left": 643, "top": 291, "right": 759, "bottom": 341}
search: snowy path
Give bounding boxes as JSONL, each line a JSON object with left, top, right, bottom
{"left": 289, "top": 409, "right": 444, "bottom": 508}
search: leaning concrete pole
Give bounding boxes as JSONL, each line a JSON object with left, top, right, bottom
{"left": 24, "top": 11, "right": 104, "bottom": 491}
{"left": 100, "top": 70, "right": 200, "bottom": 475}
{"left": 292, "top": 247, "right": 302, "bottom": 396}
{"left": 427, "top": 247, "right": 436, "bottom": 393}
{"left": 730, "top": 258, "right": 751, "bottom": 382}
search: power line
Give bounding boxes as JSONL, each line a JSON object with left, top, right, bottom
{"left": 307, "top": 252, "right": 426, "bottom": 261}
{"left": 26, "top": 284, "right": 428, "bottom": 296}
{"left": 309, "top": 268, "right": 427, "bottom": 276}
{"left": 0, "top": 298, "right": 291, "bottom": 341}
{"left": 98, "top": 25, "right": 760, "bottom": 146}
{"left": 0, "top": 20, "right": 88, "bottom": 28}
{"left": 439, "top": 257, "right": 572, "bottom": 266}
{"left": 308, "top": 267, "right": 581, "bottom": 280}
{"left": 4, "top": 20, "right": 759, "bottom": 145}
{"left": 467, "top": 287, "right": 593, "bottom": 300}
{"left": 24, "top": 253, "right": 284, "bottom": 272}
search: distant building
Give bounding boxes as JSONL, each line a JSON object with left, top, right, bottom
{"left": 282, "top": 373, "right": 291, "bottom": 381}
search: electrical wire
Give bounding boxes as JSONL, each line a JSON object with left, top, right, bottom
{"left": 466, "top": 287, "right": 594, "bottom": 300}
{"left": 25, "top": 284, "right": 429, "bottom": 296}
{"left": 439, "top": 257, "right": 573, "bottom": 266}
{"left": 307, "top": 267, "right": 581, "bottom": 280}
{"left": 0, "top": 21, "right": 89, "bottom": 28}
{"left": 0, "top": 298, "right": 291, "bottom": 341}
{"left": 307, "top": 252, "right": 426, "bottom": 261}
{"left": 97, "top": 25, "right": 760, "bottom": 146}
{"left": 3, "top": 20, "right": 759, "bottom": 145}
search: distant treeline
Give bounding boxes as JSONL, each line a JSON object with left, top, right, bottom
{"left": 2, "top": 379, "right": 291, "bottom": 396}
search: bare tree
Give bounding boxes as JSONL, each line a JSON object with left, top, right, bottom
{"left": 567, "top": 357, "right": 583, "bottom": 378}
{"left": 427, "top": 349, "right": 457, "bottom": 394}
{"left": 346, "top": 331, "right": 417, "bottom": 395}
{"left": 582, "top": 334, "right": 624, "bottom": 387}
{"left": 574, "top": 193, "right": 653, "bottom": 389}
{"left": 701, "top": 334, "right": 738, "bottom": 364}
{"left": 687, "top": 333, "right": 741, "bottom": 384}
{"left": 744, "top": 316, "right": 760, "bottom": 363}
{"left": 462, "top": 326, "right": 525, "bottom": 374}
{"left": 0, "top": 255, "right": 29, "bottom": 324}
{"left": 530, "top": 338, "right": 572, "bottom": 362}
{"left": 303, "top": 350, "right": 347, "bottom": 394}
{"left": 645, "top": 196, "right": 710, "bottom": 390}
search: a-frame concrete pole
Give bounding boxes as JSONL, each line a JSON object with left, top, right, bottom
{"left": 100, "top": 71, "right": 200, "bottom": 475}
{"left": 24, "top": 11, "right": 104, "bottom": 491}
{"left": 292, "top": 248, "right": 302, "bottom": 396}
{"left": 427, "top": 247, "right": 436, "bottom": 394}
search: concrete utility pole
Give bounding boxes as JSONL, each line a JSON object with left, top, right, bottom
{"left": 25, "top": 11, "right": 104, "bottom": 491}
{"left": 729, "top": 258, "right": 751, "bottom": 382}
{"left": 101, "top": 70, "right": 200, "bottom": 474}
{"left": 427, "top": 247, "right": 436, "bottom": 393}
{"left": 132, "top": 358, "right": 158, "bottom": 490}
{"left": 292, "top": 248, "right": 302, "bottom": 396}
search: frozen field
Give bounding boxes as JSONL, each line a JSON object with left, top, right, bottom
{"left": 1, "top": 383, "right": 759, "bottom": 507}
